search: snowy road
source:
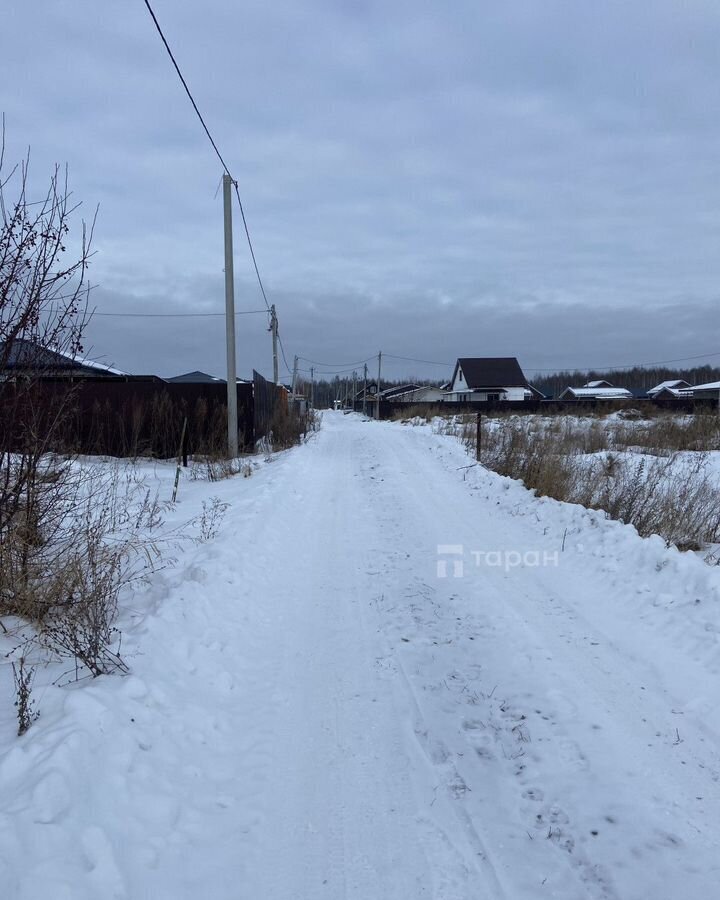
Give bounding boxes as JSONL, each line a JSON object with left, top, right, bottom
{"left": 2, "top": 411, "right": 720, "bottom": 899}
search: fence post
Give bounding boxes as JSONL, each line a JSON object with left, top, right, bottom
{"left": 476, "top": 412, "right": 481, "bottom": 462}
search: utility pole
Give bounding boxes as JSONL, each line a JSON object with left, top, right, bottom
{"left": 291, "top": 355, "right": 298, "bottom": 396}
{"left": 270, "top": 304, "right": 279, "bottom": 385}
{"left": 310, "top": 366, "right": 315, "bottom": 409}
{"left": 352, "top": 370, "right": 357, "bottom": 412}
{"left": 363, "top": 364, "right": 368, "bottom": 416}
{"left": 223, "top": 173, "right": 238, "bottom": 458}
{"left": 376, "top": 351, "right": 382, "bottom": 420}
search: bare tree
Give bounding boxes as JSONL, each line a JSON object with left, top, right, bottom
{"left": 0, "top": 123, "right": 94, "bottom": 613}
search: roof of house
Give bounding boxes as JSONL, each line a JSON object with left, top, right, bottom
{"left": 453, "top": 357, "right": 530, "bottom": 389}
{"left": 1, "top": 338, "right": 126, "bottom": 376}
{"left": 167, "top": 370, "right": 225, "bottom": 384}
{"left": 380, "top": 383, "right": 421, "bottom": 399}
{"left": 686, "top": 380, "right": 720, "bottom": 392}
{"left": 647, "top": 379, "right": 691, "bottom": 396}
{"left": 584, "top": 380, "right": 614, "bottom": 388}
{"left": 561, "top": 386, "right": 633, "bottom": 399}
{"left": 383, "top": 384, "right": 443, "bottom": 400}
{"left": 652, "top": 386, "right": 690, "bottom": 399}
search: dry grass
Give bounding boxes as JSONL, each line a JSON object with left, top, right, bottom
{"left": 457, "top": 414, "right": 720, "bottom": 551}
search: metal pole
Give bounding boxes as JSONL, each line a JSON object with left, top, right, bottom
{"left": 363, "top": 364, "right": 367, "bottom": 416}
{"left": 291, "top": 355, "right": 298, "bottom": 396}
{"left": 310, "top": 366, "right": 314, "bottom": 409}
{"left": 270, "top": 304, "right": 279, "bottom": 385}
{"left": 375, "top": 351, "right": 382, "bottom": 420}
{"left": 223, "top": 173, "right": 238, "bottom": 458}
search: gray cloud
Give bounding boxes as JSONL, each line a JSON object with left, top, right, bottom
{"left": 5, "top": 1, "right": 720, "bottom": 380}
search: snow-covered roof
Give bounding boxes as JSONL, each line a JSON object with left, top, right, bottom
{"left": 584, "top": 380, "right": 614, "bottom": 388}
{"left": 2, "top": 339, "right": 127, "bottom": 376}
{"left": 647, "top": 379, "right": 691, "bottom": 396}
{"left": 688, "top": 380, "right": 720, "bottom": 392}
{"left": 561, "top": 386, "right": 633, "bottom": 399}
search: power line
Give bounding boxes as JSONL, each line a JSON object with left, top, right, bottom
{"left": 143, "top": 0, "right": 275, "bottom": 326}
{"left": 277, "top": 332, "right": 293, "bottom": 376}
{"left": 142, "top": 0, "right": 231, "bottom": 176}
{"left": 91, "top": 309, "right": 268, "bottom": 318}
{"left": 383, "top": 353, "right": 451, "bottom": 368}
{"left": 232, "top": 183, "right": 271, "bottom": 312}
{"left": 299, "top": 355, "right": 375, "bottom": 368}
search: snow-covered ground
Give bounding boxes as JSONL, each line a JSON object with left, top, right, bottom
{"left": 1, "top": 411, "right": 720, "bottom": 899}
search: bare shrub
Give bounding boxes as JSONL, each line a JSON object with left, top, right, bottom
{"left": 267, "top": 401, "right": 306, "bottom": 450}
{"left": 1, "top": 462, "right": 170, "bottom": 679}
{"left": 12, "top": 657, "right": 38, "bottom": 736}
{"left": 196, "top": 497, "right": 229, "bottom": 542}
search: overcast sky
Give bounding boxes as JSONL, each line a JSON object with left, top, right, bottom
{"left": 4, "top": 0, "right": 720, "bottom": 383}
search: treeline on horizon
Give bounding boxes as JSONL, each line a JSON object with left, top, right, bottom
{"left": 531, "top": 364, "right": 720, "bottom": 398}
{"left": 296, "top": 364, "right": 720, "bottom": 406}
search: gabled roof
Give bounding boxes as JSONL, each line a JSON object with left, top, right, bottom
{"left": 452, "top": 357, "right": 530, "bottom": 389}
{"left": 687, "top": 380, "right": 720, "bottom": 392}
{"left": 647, "top": 379, "right": 691, "bottom": 396}
{"left": 0, "top": 338, "right": 126, "bottom": 376}
{"left": 652, "top": 386, "right": 689, "bottom": 399}
{"left": 168, "top": 370, "right": 225, "bottom": 384}
{"left": 584, "top": 380, "right": 614, "bottom": 388}
{"left": 560, "top": 386, "right": 633, "bottom": 400}
{"left": 380, "top": 383, "right": 421, "bottom": 399}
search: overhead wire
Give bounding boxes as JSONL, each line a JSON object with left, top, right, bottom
{"left": 91, "top": 309, "right": 268, "bottom": 318}
{"left": 143, "top": 0, "right": 277, "bottom": 351}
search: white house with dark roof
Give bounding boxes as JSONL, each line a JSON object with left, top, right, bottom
{"left": 446, "top": 358, "right": 540, "bottom": 402}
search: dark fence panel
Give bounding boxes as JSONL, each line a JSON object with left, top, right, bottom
{"left": 252, "top": 370, "right": 287, "bottom": 442}
{"left": 0, "top": 377, "right": 256, "bottom": 458}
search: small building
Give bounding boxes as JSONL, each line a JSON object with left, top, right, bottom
{"left": 684, "top": 380, "right": 720, "bottom": 400}
{"left": 647, "top": 379, "right": 692, "bottom": 399}
{"left": 446, "top": 357, "right": 539, "bottom": 402}
{"left": 559, "top": 385, "right": 633, "bottom": 400}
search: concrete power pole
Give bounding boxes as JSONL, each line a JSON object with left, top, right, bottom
{"left": 310, "top": 366, "right": 315, "bottom": 409}
{"left": 363, "top": 364, "right": 368, "bottom": 416}
{"left": 291, "top": 355, "right": 298, "bottom": 396}
{"left": 376, "top": 351, "right": 382, "bottom": 420}
{"left": 270, "top": 304, "right": 279, "bottom": 385}
{"left": 223, "top": 173, "right": 239, "bottom": 458}
{"left": 352, "top": 370, "right": 357, "bottom": 412}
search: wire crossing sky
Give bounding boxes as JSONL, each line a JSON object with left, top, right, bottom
{"left": 5, "top": 1, "right": 720, "bottom": 379}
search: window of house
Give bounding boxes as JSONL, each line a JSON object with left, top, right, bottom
{"left": 487, "top": 392, "right": 500, "bottom": 403}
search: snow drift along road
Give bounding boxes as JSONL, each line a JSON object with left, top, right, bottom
{"left": 1, "top": 410, "right": 720, "bottom": 899}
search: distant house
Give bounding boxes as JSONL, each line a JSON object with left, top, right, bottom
{"left": 559, "top": 382, "right": 633, "bottom": 400}
{"left": 379, "top": 384, "right": 421, "bottom": 400}
{"left": 385, "top": 385, "right": 445, "bottom": 404}
{"left": 446, "top": 357, "right": 540, "bottom": 402}
{"left": 647, "top": 379, "right": 692, "bottom": 399}
{"left": 683, "top": 380, "right": 720, "bottom": 400}
{"left": 354, "top": 381, "right": 381, "bottom": 405}
{"left": 0, "top": 338, "right": 126, "bottom": 380}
